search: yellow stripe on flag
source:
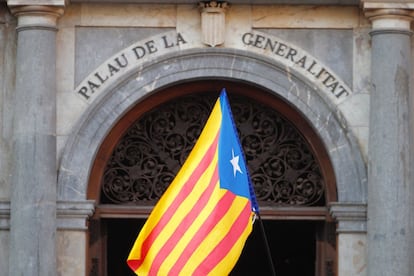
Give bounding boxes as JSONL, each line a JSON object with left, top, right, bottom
{"left": 128, "top": 101, "right": 222, "bottom": 264}
{"left": 180, "top": 196, "right": 250, "bottom": 275}
{"left": 127, "top": 90, "right": 260, "bottom": 276}
{"left": 136, "top": 153, "right": 219, "bottom": 275}
{"left": 158, "top": 182, "right": 225, "bottom": 273}
{"left": 209, "top": 212, "right": 253, "bottom": 275}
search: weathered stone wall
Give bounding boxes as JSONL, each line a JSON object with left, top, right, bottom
{"left": 54, "top": 4, "right": 370, "bottom": 276}
{"left": 57, "top": 5, "right": 370, "bottom": 161}
{"left": 52, "top": 4, "right": 370, "bottom": 275}
{"left": 0, "top": 2, "right": 381, "bottom": 276}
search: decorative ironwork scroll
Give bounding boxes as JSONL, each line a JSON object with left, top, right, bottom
{"left": 101, "top": 93, "right": 325, "bottom": 206}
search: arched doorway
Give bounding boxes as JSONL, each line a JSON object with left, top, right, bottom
{"left": 87, "top": 80, "right": 337, "bottom": 276}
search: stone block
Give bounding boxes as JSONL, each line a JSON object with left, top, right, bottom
{"left": 338, "top": 93, "right": 370, "bottom": 128}
{"left": 79, "top": 3, "right": 176, "bottom": 27}
{"left": 0, "top": 230, "right": 9, "bottom": 275}
{"left": 252, "top": 5, "right": 360, "bottom": 29}
{"left": 338, "top": 234, "right": 367, "bottom": 276}
{"left": 75, "top": 27, "right": 172, "bottom": 85}
{"left": 261, "top": 29, "right": 353, "bottom": 88}
{"left": 57, "top": 230, "right": 87, "bottom": 276}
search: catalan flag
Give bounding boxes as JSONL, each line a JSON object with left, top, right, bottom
{"left": 127, "top": 89, "right": 259, "bottom": 276}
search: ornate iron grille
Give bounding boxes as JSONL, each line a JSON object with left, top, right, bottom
{"left": 101, "top": 93, "right": 325, "bottom": 206}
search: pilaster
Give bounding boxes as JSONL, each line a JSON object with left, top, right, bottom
{"left": 330, "top": 203, "right": 367, "bottom": 275}
{"left": 363, "top": 2, "right": 414, "bottom": 276}
{"left": 7, "top": 3, "right": 63, "bottom": 276}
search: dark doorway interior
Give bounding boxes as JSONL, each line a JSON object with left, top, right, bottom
{"left": 106, "top": 219, "right": 144, "bottom": 276}
{"left": 106, "top": 219, "right": 317, "bottom": 276}
{"left": 231, "top": 220, "right": 316, "bottom": 276}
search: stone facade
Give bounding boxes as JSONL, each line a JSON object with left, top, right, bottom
{"left": 0, "top": 0, "right": 413, "bottom": 275}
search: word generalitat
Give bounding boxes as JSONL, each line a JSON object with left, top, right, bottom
{"left": 242, "top": 32, "right": 350, "bottom": 99}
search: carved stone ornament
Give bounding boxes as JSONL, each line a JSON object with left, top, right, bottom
{"left": 8, "top": 5, "right": 64, "bottom": 31}
{"left": 199, "top": 1, "right": 229, "bottom": 47}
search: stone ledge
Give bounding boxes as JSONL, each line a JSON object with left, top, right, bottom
{"left": 57, "top": 200, "right": 95, "bottom": 230}
{"left": 363, "top": 2, "right": 414, "bottom": 10}
{"left": 0, "top": 200, "right": 10, "bottom": 230}
{"left": 8, "top": 4, "right": 64, "bottom": 31}
{"left": 363, "top": 2, "right": 414, "bottom": 31}
{"left": 330, "top": 202, "right": 367, "bottom": 233}
{"left": 68, "top": 0, "right": 359, "bottom": 5}
{"left": 7, "top": 0, "right": 65, "bottom": 6}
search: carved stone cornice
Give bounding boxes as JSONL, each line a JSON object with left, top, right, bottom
{"left": 363, "top": 1, "right": 414, "bottom": 10}
{"left": 8, "top": 5, "right": 64, "bottom": 31}
{"left": 57, "top": 200, "right": 95, "bottom": 231}
{"left": 329, "top": 202, "right": 367, "bottom": 233}
{"left": 0, "top": 200, "right": 95, "bottom": 231}
{"left": 363, "top": 2, "right": 414, "bottom": 33}
{"left": 0, "top": 200, "right": 10, "bottom": 230}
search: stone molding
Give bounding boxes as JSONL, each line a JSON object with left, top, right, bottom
{"left": 8, "top": 5, "right": 64, "bottom": 31}
{"left": 0, "top": 200, "right": 95, "bottom": 230}
{"left": 0, "top": 200, "right": 10, "bottom": 230}
{"left": 363, "top": 3, "right": 414, "bottom": 32}
{"left": 57, "top": 200, "right": 95, "bottom": 231}
{"left": 363, "top": 2, "right": 414, "bottom": 10}
{"left": 7, "top": 0, "right": 65, "bottom": 5}
{"left": 330, "top": 202, "right": 367, "bottom": 233}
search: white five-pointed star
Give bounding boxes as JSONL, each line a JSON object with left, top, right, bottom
{"left": 230, "top": 149, "right": 243, "bottom": 177}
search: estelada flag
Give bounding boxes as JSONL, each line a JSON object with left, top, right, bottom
{"left": 127, "top": 89, "right": 259, "bottom": 276}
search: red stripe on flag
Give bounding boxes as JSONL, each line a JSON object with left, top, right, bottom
{"left": 148, "top": 165, "right": 219, "bottom": 275}
{"left": 193, "top": 201, "right": 252, "bottom": 275}
{"left": 128, "top": 132, "right": 219, "bottom": 271}
{"left": 168, "top": 191, "right": 237, "bottom": 275}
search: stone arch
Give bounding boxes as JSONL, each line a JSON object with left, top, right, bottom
{"left": 57, "top": 48, "right": 367, "bottom": 206}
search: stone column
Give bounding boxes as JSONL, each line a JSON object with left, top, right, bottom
{"left": 364, "top": 3, "right": 414, "bottom": 276}
{"left": 7, "top": 4, "right": 63, "bottom": 276}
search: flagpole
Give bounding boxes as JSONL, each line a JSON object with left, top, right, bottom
{"left": 256, "top": 213, "right": 277, "bottom": 276}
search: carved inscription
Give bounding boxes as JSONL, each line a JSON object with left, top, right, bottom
{"left": 242, "top": 31, "right": 351, "bottom": 100}
{"left": 76, "top": 32, "right": 187, "bottom": 101}
{"left": 74, "top": 30, "right": 351, "bottom": 104}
